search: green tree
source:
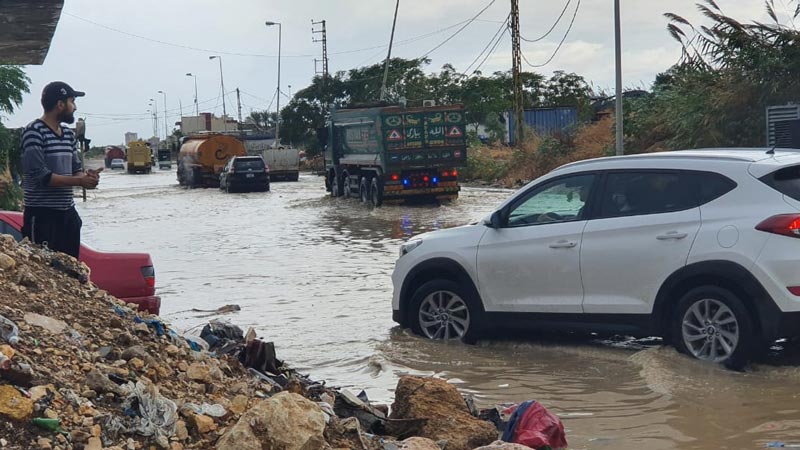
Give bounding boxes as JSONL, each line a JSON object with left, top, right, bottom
{"left": 0, "top": 65, "right": 30, "bottom": 211}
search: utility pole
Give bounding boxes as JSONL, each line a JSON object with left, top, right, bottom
{"left": 209, "top": 56, "right": 227, "bottom": 131}
{"left": 236, "top": 88, "right": 243, "bottom": 131}
{"left": 614, "top": 0, "right": 624, "bottom": 155}
{"left": 510, "top": 0, "right": 524, "bottom": 146}
{"left": 380, "top": 0, "right": 400, "bottom": 101}
{"left": 312, "top": 19, "right": 329, "bottom": 86}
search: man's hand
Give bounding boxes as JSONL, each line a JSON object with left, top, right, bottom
{"left": 87, "top": 167, "right": 103, "bottom": 178}
{"left": 79, "top": 173, "right": 100, "bottom": 189}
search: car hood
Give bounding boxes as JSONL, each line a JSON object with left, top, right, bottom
{"left": 410, "top": 222, "right": 486, "bottom": 244}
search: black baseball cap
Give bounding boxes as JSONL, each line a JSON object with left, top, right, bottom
{"left": 41, "top": 81, "right": 85, "bottom": 109}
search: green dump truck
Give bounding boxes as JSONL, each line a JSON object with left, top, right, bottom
{"left": 320, "top": 103, "right": 467, "bottom": 206}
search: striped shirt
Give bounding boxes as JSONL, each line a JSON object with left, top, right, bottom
{"left": 21, "top": 119, "right": 82, "bottom": 210}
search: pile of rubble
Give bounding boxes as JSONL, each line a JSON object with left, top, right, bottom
{"left": 0, "top": 235, "right": 559, "bottom": 450}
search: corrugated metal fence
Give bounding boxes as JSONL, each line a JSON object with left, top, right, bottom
{"left": 508, "top": 107, "right": 578, "bottom": 145}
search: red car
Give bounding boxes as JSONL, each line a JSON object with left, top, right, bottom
{"left": 0, "top": 211, "right": 161, "bottom": 315}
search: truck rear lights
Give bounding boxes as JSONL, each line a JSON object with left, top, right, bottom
{"left": 141, "top": 266, "right": 156, "bottom": 288}
{"left": 391, "top": 174, "right": 399, "bottom": 181}
{"left": 442, "top": 171, "right": 450, "bottom": 177}
{"left": 755, "top": 214, "right": 800, "bottom": 238}
{"left": 423, "top": 176, "right": 429, "bottom": 182}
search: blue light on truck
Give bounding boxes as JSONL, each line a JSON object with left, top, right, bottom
{"left": 433, "top": 177, "right": 438, "bottom": 183}
{"left": 403, "top": 179, "right": 409, "bottom": 185}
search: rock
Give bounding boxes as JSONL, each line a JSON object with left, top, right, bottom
{"left": 398, "top": 437, "right": 441, "bottom": 450}
{"left": 23, "top": 312, "right": 67, "bottom": 334}
{"left": 0, "top": 385, "right": 34, "bottom": 421}
{"left": 216, "top": 392, "right": 325, "bottom": 450}
{"left": 133, "top": 322, "right": 149, "bottom": 334}
{"left": 37, "top": 438, "right": 52, "bottom": 449}
{"left": 85, "top": 370, "right": 125, "bottom": 396}
{"left": 471, "top": 441, "right": 534, "bottom": 450}
{"left": 174, "top": 420, "right": 189, "bottom": 441}
{"left": 229, "top": 394, "right": 249, "bottom": 415}
{"left": 0, "top": 253, "right": 16, "bottom": 271}
{"left": 85, "top": 437, "right": 102, "bottom": 450}
{"left": 165, "top": 345, "right": 180, "bottom": 355}
{"left": 170, "top": 443, "right": 184, "bottom": 450}
{"left": 0, "top": 345, "right": 15, "bottom": 359}
{"left": 29, "top": 384, "right": 58, "bottom": 402}
{"left": 120, "top": 345, "right": 148, "bottom": 361}
{"left": 186, "top": 363, "right": 210, "bottom": 382}
{"left": 189, "top": 414, "right": 216, "bottom": 434}
{"left": 389, "top": 376, "right": 497, "bottom": 450}
{"left": 129, "top": 357, "right": 145, "bottom": 370}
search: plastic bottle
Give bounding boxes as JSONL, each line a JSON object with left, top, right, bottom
{"left": 0, "top": 315, "right": 19, "bottom": 345}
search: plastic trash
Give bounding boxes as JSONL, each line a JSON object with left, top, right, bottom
{"left": 501, "top": 400, "right": 568, "bottom": 450}
{"left": 121, "top": 381, "right": 177, "bottom": 441}
{"left": 0, "top": 315, "right": 20, "bottom": 345}
{"left": 182, "top": 402, "right": 226, "bottom": 418}
{"left": 182, "top": 333, "right": 210, "bottom": 352}
{"left": 32, "top": 418, "right": 67, "bottom": 434}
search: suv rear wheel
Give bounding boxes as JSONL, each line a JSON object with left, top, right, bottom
{"left": 409, "top": 280, "right": 481, "bottom": 343}
{"left": 672, "top": 286, "right": 754, "bottom": 368}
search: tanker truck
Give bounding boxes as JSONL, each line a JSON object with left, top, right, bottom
{"left": 177, "top": 134, "right": 247, "bottom": 188}
{"left": 320, "top": 103, "right": 467, "bottom": 206}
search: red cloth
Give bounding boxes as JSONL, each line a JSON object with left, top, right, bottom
{"left": 510, "top": 402, "right": 568, "bottom": 449}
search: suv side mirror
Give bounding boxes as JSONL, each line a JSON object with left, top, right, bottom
{"left": 486, "top": 210, "right": 505, "bottom": 229}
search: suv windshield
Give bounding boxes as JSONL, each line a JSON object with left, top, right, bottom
{"left": 234, "top": 159, "right": 265, "bottom": 170}
{"left": 761, "top": 165, "right": 800, "bottom": 201}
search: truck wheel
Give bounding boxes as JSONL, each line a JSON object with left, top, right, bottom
{"left": 342, "top": 173, "right": 352, "bottom": 199}
{"left": 359, "top": 177, "right": 370, "bottom": 203}
{"left": 672, "top": 286, "right": 755, "bottom": 369}
{"left": 370, "top": 177, "right": 383, "bottom": 207}
{"left": 330, "top": 172, "right": 342, "bottom": 197}
{"left": 291, "top": 172, "right": 299, "bottom": 182}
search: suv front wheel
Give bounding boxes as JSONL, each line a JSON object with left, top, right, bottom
{"left": 410, "top": 280, "right": 481, "bottom": 343}
{"left": 672, "top": 286, "right": 755, "bottom": 369}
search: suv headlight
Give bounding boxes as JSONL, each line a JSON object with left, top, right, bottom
{"left": 399, "top": 239, "right": 423, "bottom": 257}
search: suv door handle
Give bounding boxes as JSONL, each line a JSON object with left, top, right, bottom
{"left": 656, "top": 231, "right": 688, "bottom": 240}
{"left": 549, "top": 240, "right": 577, "bottom": 249}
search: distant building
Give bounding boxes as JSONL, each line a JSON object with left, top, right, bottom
{"left": 124, "top": 132, "right": 139, "bottom": 145}
{"left": 179, "top": 113, "right": 238, "bottom": 135}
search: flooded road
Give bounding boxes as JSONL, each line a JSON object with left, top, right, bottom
{"left": 76, "top": 165, "right": 800, "bottom": 449}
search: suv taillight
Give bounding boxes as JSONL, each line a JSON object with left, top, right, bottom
{"left": 755, "top": 214, "right": 800, "bottom": 238}
{"left": 141, "top": 266, "right": 156, "bottom": 288}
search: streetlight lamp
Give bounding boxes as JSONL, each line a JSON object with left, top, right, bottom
{"left": 186, "top": 73, "right": 199, "bottom": 116}
{"left": 265, "top": 21, "right": 282, "bottom": 147}
{"left": 209, "top": 56, "right": 228, "bottom": 131}
{"left": 157, "top": 90, "right": 168, "bottom": 140}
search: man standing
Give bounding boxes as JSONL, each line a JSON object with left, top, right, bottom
{"left": 20, "top": 81, "right": 101, "bottom": 258}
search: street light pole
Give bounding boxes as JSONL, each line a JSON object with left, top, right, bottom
{"left": 380, "top": 0, "right": 400, "bottom": 101}
{"left": 149, "top": 98, "right": 158, "bottom": 139}
{"left": 186, "top": 73, "right": 199, "bottom": 116}
{"left": 209, "top": 56, "right": 228, "bottom": 131}
{"left": 265, "top": 21, "right": 282, "bottom": 147}
{"left": 614, "top": 0, "right": 624, "bottom": 156}
{"left": 158, "top": 90, "right": 168, "bottom": 140}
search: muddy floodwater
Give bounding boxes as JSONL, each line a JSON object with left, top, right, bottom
{"left": 76, "top": 164, "right": 800, "bottom": 449}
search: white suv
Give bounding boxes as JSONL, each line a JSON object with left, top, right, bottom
{"left": 392, "top": 149, "right": 800, "bottom": 367}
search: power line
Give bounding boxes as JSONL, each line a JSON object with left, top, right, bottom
{"left": 461, "top": 14, "right": 510, "bottom": 76}
{"left": 521, "top": 0, "right": 581, "bottom": 68}
{"left": 63, "top": 12, "right": 481, "bottom": 59}
{"left": 419, "top": 0, "right": 498, "bottom": 60}
{"left": 520, "top": 0, "right": 572, "bottom": 43}
{"left": 470, "top": 21, "right": 510, "bottom": 76}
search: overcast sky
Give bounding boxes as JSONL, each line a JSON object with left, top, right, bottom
{"left": 5, "top": 0, "right": 769, "bottom": 145}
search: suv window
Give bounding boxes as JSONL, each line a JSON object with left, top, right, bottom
{"left": 598, "top": 171, "right": 698, "bottom": 218}
{"left": 761, "top": 165, "right": 800, "bottom": 201}
{"left": 695, "top": 172, "right": 737, "bottom": 204}
{"left": 234, "top": 158, "right": 265, "bottom": 170}
{"left": 506, "top": 174, "right": 595, "bottom": 227}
